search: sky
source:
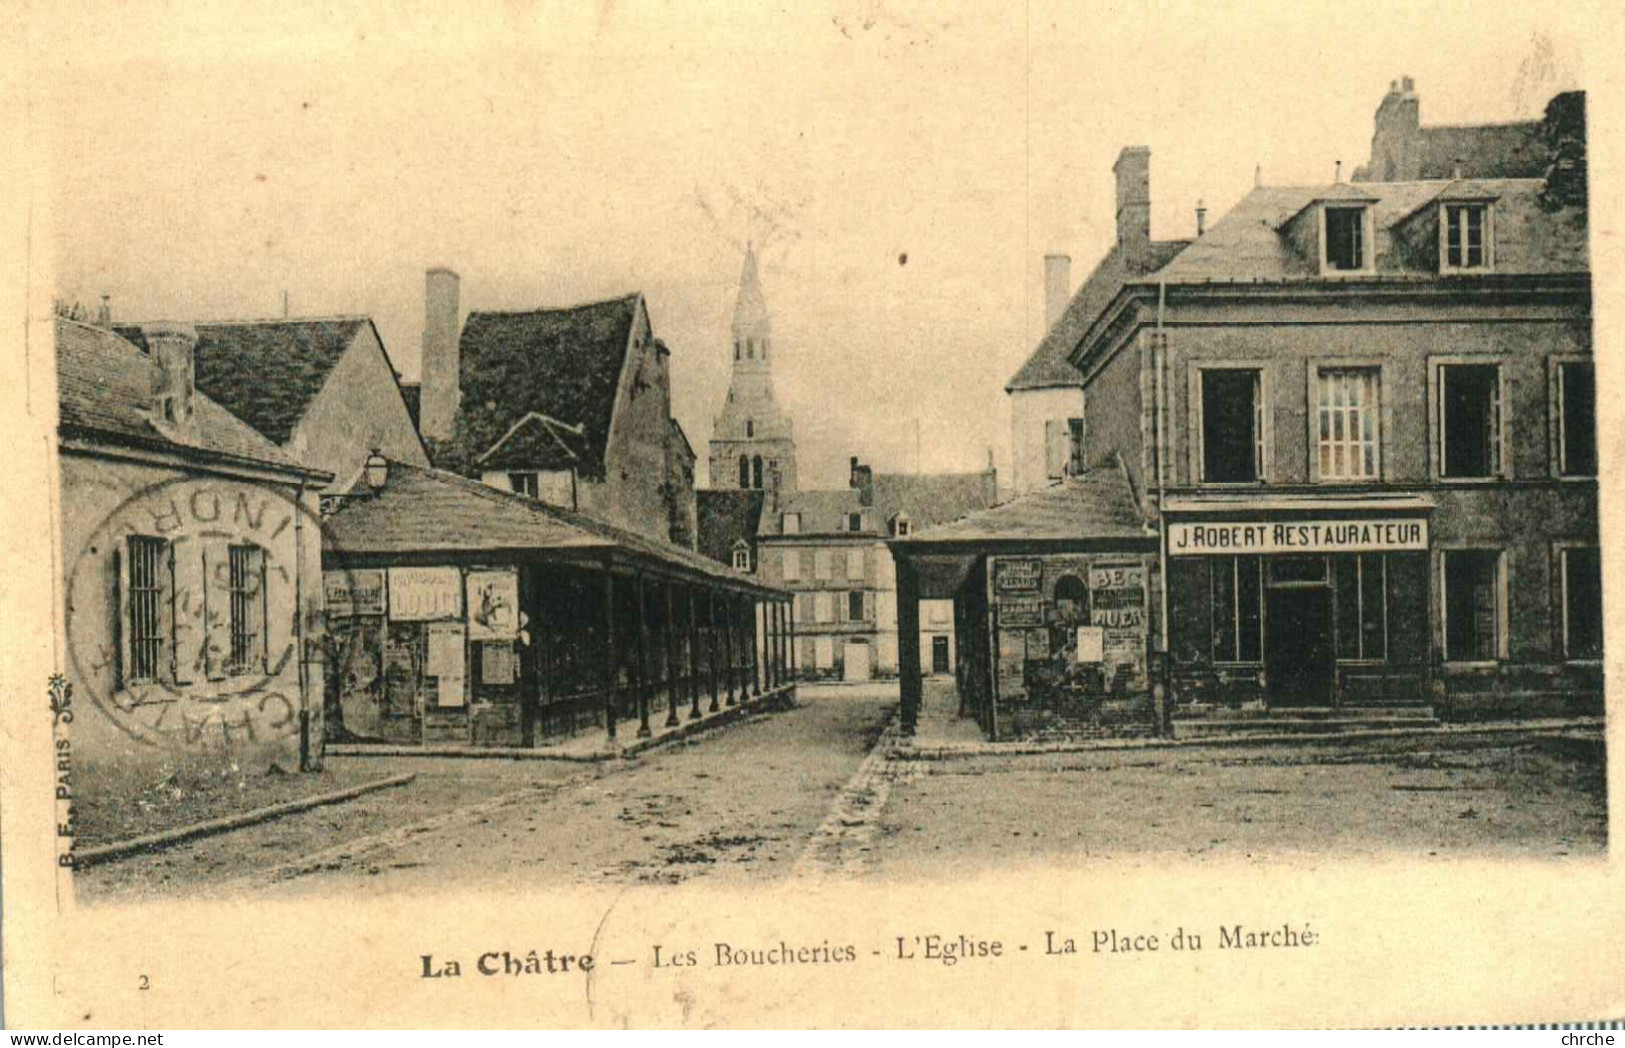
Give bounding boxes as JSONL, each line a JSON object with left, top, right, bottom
{"left": 40, "top": 0, "right": 1591, "bottom": 489}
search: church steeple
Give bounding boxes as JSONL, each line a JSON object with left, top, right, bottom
{"left": 710, "top": 243, "right": 798, "bottom": 493}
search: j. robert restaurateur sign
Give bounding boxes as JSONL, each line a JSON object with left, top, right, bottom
{"left": 1168, "top": 519, "right": 1427, "bottom": 556}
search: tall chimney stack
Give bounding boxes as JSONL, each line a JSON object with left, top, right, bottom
{"left": 420, "top": 267, "right": 462, "bottom": 441}
{"left": 1195, "top": 199, "right": 1207, "bottom": 237}
{"left": 143, "top": 322, "right": 199, "bottom": 443}
{"left": 1113, "top": 146, "right": 1152, "bottom": 271}
{"left": 1043, "top": 254, "right": 1071, "bottom": 331}
{"left": 96, "top": 293, "right": 111, "bottom": 326}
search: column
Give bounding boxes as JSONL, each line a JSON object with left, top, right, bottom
{"left": 708, "top": 589, "right": 721, "bottom": 713}
{"left": 664, "top": 579, "right": 681, "bottom": 729}
{"left": 601, "top": 557, "right": 618, "bottom": 744}
{"left": 897, "top": 556, "right": 923, "bottom": 736}
{"left": 789, "top": 595, "right": 798, "bottom": 681}
{"left": 753, "top": 599, "right": 764, "bottom": 698}
{"left": 723, "top": 592, "right": 736, "bottom": 706}
{"left": 635, "top": 572, "right": 652, "bottom": 738}
{"left": 688, "top": 586, "right": 703, "bottom": 721}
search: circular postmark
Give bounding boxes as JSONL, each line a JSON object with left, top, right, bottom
{"left": 63, "top": 474, "right": 356, "bottom": 758}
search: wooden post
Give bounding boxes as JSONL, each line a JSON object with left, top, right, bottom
{"left": 688, "top": 586, "right": 703, "bottom": 721}
{"left": 664, "top": 578, "right": 681, "bottom": 728}
{"left": 897, "top": 556, "right": 923, "bottom": 736}
{"left": 789, "top": 595, "right": 798, "bottom": 681}
{"left": 752, "top": 599, "right": 764, "bottom": 697}
{"left": 601, "top": 558, "right": 617, "bottom": 744}
{"left": 777, "top": 600, "right": 787, "bottom": 690}
{"left": 723, "top": 591, "right": 737, "bottom": 706}
{"left": 708, "top": 589, "right": 721, "bottom": 712}
{"left": 635, "top": 572, "right": 652, "bottom": 738}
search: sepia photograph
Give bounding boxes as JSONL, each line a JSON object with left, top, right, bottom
{"left": 2, "top": 0, "right": 1619, "bottom": 1030}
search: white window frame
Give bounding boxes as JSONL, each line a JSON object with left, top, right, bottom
{"left": 1438, "top": 546, "right": 1508, "bottom": 666}
{"left": 781, "top": 549, "right": 800, "bottom": 581}
{"left": 732, "top": 546, "right": 751, "bottom": 572}
{"left": 1430, "top": 357, "right": 1510, "bottom": 482}
{"left": 893, "top": 515, "right": 911, "bottom": 537}
{"left": 1439, "top": 202, "right": 1494, "bottom": 273}
{"left": 1555, "top": 542, "right": 1604, "bottom": 663}
{"left": 1550, "top": 355, "right": 1597, "bottom": 480}
{"left": 1319, "top": 204, "right": 1375, "bottom": 275}
{"left": 1190, "top": 361, "right": 1272, "bottom": 486}
{"left": 508, "top": 471, "right": 540, "bottom": 499}
{"left": 1312, "top": 364, "right": 1383, "bottom": 482}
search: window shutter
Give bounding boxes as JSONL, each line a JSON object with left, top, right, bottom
{"left": 112, "top": 545, "right": 126, "bottom": 692}
{"left": 1045, "top": 419, "right": 1068, "bottom": 479}
{"left": 201, "top": 545, "right": 224, "bottom": 681}
{"left": 166, "top": 541, "right": 190, "bottom": 685}
{"left": 864, "top": 591, "right": 875, "bottom": 622}
{"left": 258, "top": 547, "right": 270, "bottom": 674}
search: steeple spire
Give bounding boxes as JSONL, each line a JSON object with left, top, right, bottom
{"left": 731, "top": 241, "right": 771, "bottom": 339}
{"left": 710, "top": 243, "right": 798, "bottom": 493}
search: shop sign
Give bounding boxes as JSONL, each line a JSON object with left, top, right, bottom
{"left": 388, "top": 566, "right": 463, "bottom": 621}
{"left": 997, "top": 596, "right": 1045, "bottom": 628}
{"left": 324, "top": 569, "right": 385, "bottom": 618}
{"left": 1168, "top": 518, "right": 1427, "bottom": 556}
{"left": 466, "top": 569, "right": 520, "bottom": 641}
{"left": 994, "top": 558, "right": 1043, "bottom": 595}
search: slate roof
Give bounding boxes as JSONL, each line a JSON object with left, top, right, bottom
{"left": 438, "top": 294, "right": 640, "bottom": 477}
{"left": 399, "top": 383, "right": 421, "bottom": 429}
{"left": 757, "top": 488, "right": 869, "bottom": 537}
{"left": 325, "top": 460, "right": 783, "bottom": 592}
{"left": 1353, "top": 121, "right": 1546, "bottom": 182}
{"left": 55, "top": 319, "right": 321, "bottom": 478}
{"left": 1006, "top": 240, "right": 1189, "bottom": 391}
{"left": 1151, "top": 178, "right": 1588, "bottom": 283}
{"left": 696, "top": 489, "right": 766, "bottom": 565}
{"left": 476, "top": 412, "right": 591, "bottom": 471}
{"left": 895, "top": 458, "right": 1150, "bottom": 547}
{"left": 670, "top": 418, "right": 695, "bottom": 463}
{"left": 873, "top": 471, "right": 997, "bottom": 531}
{"left": 115, "top": 318, "right": 368, "bottom": 444}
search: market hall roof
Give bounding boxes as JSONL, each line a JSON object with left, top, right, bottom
{"left": 434, "top": 293, "right": 644, "bottom": 477}
{"left": 56, "top": 318, "right": 327, "bottom": 481}
{"left": 892, "top": 457, "right": 1152, "bottom": 551}
{"left": 873, "top": 470, "right": 999, "bottom": 531}
{"left": 324, "top": 459, "right": 787, "bottom": 594}
{"left": 115, "top": 317, "right": 375, "bottom": 445}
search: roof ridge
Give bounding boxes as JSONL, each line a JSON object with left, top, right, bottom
{"left": 467, "top": 292, "right": 641, "bottom": 319}
{"left": 119, "top": 314, "right": 370, "bottom": 327}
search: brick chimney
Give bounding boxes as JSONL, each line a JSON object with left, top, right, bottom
{"left": 1043, "top": 254, "right": 1071, "bottom": 331}
{"left": 1113, "top": 146, "right": 1152, "bottom": 271}
{"left": 1369, "top": 76, "right": 1421, "bottom": 181}
{"left": 981, "top": 447, "right": 998, "bottom": 507}
{"left": 419, "top": 267, "right": 461, "bottom": 441}
{"left": 143, "top": 322, "right": 199, "bottom": 444}
{"left": 849, "top": 455, "right": 874, "bottom": 507}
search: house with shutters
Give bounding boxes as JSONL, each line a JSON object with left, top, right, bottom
{"left": 114, "top": 315, "right": 428, "bottom": 493}
{"left": 55, "top": 318, "right": 333, "bottom": 810}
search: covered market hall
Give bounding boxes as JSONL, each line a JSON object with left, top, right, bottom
{"left": 321, "top": 457, "right": 796, "bottom": 749}
{"left": 886, "top": 460, "right": 1162, "bottom": 742}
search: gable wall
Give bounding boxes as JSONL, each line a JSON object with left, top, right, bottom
{"left": 291, "top": 325, "right": 429, "bottom": 487}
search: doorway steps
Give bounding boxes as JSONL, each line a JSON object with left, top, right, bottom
{"left": 1173, "top": 706, "right": 1440, "bottom": 738}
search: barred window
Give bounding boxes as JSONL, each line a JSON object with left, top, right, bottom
{"left": 127, "top": 536, "right": 168, "bottom": 682}
{"left": 227, "top": 544, "right": 267, "bottom": 675}
{"left": 1318, "top": 368, "right": 1380, "bottom": 480}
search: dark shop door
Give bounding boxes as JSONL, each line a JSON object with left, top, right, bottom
{"left": 1264, "top": 586, "right": 1334, "bottom": 707}
{"left": 932, "top": 635, "right": 951, "bottom": 675}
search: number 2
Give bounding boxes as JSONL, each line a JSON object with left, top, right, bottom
{"left": 138, "top": 975, "right": 150, "bottom": 990}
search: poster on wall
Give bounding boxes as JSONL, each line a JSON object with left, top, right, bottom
{"left": 1089, "top": 561, "right": 1148, "bottom": 679}
{"left": 466, "top": 569, "right": 520, "bottom": 641}
{"left": 993, "top": 557, "right": 1043, "bottom": 595}
{"left": 324, "top": 569, "right": 385, "bottom": 617}
{"left": 482, "top": 641, "right": 518, "bottom": 685}
{"left": 1076, "top": 626, "right": 1106, "bottom": 663}
{"left": 388, "top": 566, "right": 463, "bottom": 621}
{"left": 426, "top": 621, "right": 466, "bottom": 680}
{"left": 997, "top": 596, "right": 1045, "bottom": 628}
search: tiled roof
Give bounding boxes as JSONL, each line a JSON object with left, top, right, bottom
{"left": 896, "top": 459, "right": 1150, "bottom": 546}
{"left": 437, "top": 294, "right": 640, "bottom": 476}
{"left": 476, "top": 412, "right": 591, "bottom": 471}
{"left": 56, "top": 319, "right": 318, "bottom": 477}
{"left": 873, "top": 471, "right": 997, "bottom": 531}
{"left": 116, "top": 318, "right": 367, "bottom": 444}
{"left": 1007, "top": 240, "right": 1189, "bottom": 391}
{"left": 758, "top": 488, "right": 868, "bottom": 536}
{"left": 1151, "top": 178, "right": 1587, "bottom": 283}
{"left": 696, "top": 489, "right": 765, "bottom": 564}
{"left": 325, "top": 460, "right": 781, "bottom": 592}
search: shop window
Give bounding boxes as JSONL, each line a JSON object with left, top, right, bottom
{"left": 1317, "top": 369, "right": 1380, "bottom": 480}
{"left": 1559, "top": 361, "right": 1597, "bottom": 477}
{"left": 1270, "top": 556, "right": 1326, "bottom": 584}
{"left": 781, "top": 549, "right": 800, "bottom": 581}
{"left": 1442, "top": 204, "right": 1490, "bottom": 271}
{"left": 1444, "top": 549, "right": 1501, "bottom": 662}
{"left": 1334, "top": 554, "right": 1387, "bottom": 661}
{"left": 508, "top": 471, "right": 540, "bottom": 499}
{"left": 1562, "top": 547, "right": 1603, "bottom": 660}
{"left": 125, "top": 535, "right": 170, "bottom": 682}
{"left": 1323, "top": 206, "right": 1368, "bottom": 272}
{"left": 1439, "top": 364, "right": 1502, "bottom": 478}
{"left": 1211, "top": 556, "right": 1263, "bottom": 663}
{"left": 847, "top": 591, "right": 865, "bottom": 621}
{"left": 1201, "top": 369, "right": 1264, "bottom": 483}
{"left": 227, "top": 543, "right": 268, "bottom": 676}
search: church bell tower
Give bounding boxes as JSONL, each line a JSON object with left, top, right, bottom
{"left": 709, "top": 243, "right": 798, "bottom": 493}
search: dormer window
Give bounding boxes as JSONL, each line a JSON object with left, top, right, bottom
{"left": 848, "top": 512, "right": 865, "bottom": 533}
{"left": 732, "top": 544, "right": 751, "bottom": 572}
{"left": 1322, "top": 206, "right": 1370, "bottom": 272}
{"left": 893, "top": 514, "right": 911, "bottom": 538}
{"left": 509, "top": 472, "right": 540, "bottom": 499}
{"left": 1442, "top": 204, "right": 1492, "bottom": 271}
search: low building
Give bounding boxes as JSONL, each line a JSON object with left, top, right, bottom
{"left": 56, "top": 318, "right": 333, "bottom": 799}
{"left": 322, "top": 458, "right": 793, "bottom": 748}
